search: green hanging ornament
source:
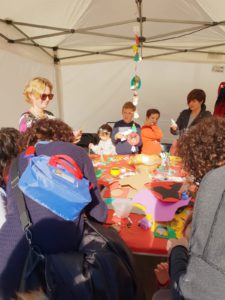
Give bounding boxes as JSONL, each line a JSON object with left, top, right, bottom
{"left": 130, "top": 75, "right": 141, "bottom": 90}
{"left": 133, "top": 53, "right": 139, "bottom": 61}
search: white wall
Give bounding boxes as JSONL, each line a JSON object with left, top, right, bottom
{"left": 0, "top": 49, "right": 57, "bottom": 129}
{"left": 61, "top": 59, "right": 225, "bottom": 143}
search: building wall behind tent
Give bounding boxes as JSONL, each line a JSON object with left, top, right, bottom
{"left": 0, "top": 49, "right": 57, "bottom": 130}
{"left": 61, "top": 59, "right": 224, "bottom": 143}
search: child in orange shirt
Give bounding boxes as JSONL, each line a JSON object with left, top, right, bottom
{"left": 141, "top": 109, "right": 163, "bottom": 155}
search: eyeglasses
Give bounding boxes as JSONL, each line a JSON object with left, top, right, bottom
{"left": 40, "top": 93, "right": 54, "bottom": 101}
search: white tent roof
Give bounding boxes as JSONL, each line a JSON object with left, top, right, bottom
{"left": 1, "top": 0, "right": 225, "bottom": 65}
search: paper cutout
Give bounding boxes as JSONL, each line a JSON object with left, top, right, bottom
{"left": 119, "top": 169, "right": 150, "bottom": 191}
{"left": 154, "top": 225, "right": 176, "bottom": 239}
{"left": 131, "top": 188, "right": 190, "bottom": 222}
{"left": 127, "top": 187, "right": 138, "bottom": 199}
{"left": 150, "top": 181, "right": 183, "bottom": 203}
{"left": 102, "top": 181, "right": 130, "bottom": 199}
{"left": 95, "top": 168, "right": 104, "bottom": 179}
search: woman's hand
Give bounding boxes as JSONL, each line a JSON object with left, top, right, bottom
{"left": 170, "top": 124, "right": 178, "bottom": 131}
{"left": 73, "top": 130, "right": 82, "bottom": 144}
{"left": 170, "top": 119, "right": 178, "bottom": 131}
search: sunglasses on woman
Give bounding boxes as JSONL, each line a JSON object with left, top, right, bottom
{"left": 40, "top": 93, "right": 54, "bottom": 101}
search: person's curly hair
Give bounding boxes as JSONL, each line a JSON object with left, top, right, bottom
{"left": 0, "top": 128, "right": 21, "bottom": 186}
{"left": 177, "top": 116, "right": 225, "bottom": 183}
{"left": 20, "top": 118, "right": 75, "bottom": 149}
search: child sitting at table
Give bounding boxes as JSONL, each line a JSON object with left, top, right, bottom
{"left": 89, "top": 123, "right": 116, "bottom": 155}
{"left": 111, "top": 101, "right": 142, "bottom": 154}
{"left": 141, "top": 108, "right": 163, "bottom": 155}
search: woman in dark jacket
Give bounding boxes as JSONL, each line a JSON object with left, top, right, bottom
{"left": 170, "top": 89, "right": 211, "bottom": 136}
{"left": 0, "top": 119, "right": 107, "bottom": 300}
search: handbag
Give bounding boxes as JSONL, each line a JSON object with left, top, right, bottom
{"left": 11, "top": 157, "right": 143, "bottom": 300}
{"left": 18, "top": 151, "right": 92, "bottom": 221}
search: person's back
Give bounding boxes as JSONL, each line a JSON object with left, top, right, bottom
{"left": 0, "top": 142, "right": 142, "bottom": 300}
{"left": 177, "top": 165, "right": 225, "bottom": 300}
{"left": 0, "top": 142, "right": 96, "bottom": 299}
{"left": 168, "top": 117, "right": 225, "bottom": 300}
{"left": 0, "top": 118, "right": 109, "bottom": 299}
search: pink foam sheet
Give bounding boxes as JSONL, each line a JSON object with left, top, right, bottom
{"left": 131, "top": 189, "right": 190, "bottom": 222}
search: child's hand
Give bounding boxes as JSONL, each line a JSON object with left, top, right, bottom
{"left": 89, "top": 143, "right": 94, "bottom": 149}
{"left": 154, "top": 262, "right": 169, "bottom": 286}
{"left": 115, "top": 133, "right": 125, "bottom": 140}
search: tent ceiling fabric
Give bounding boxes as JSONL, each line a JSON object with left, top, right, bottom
{"left": 1, "top": 0, "right": 225, "bottom": 64}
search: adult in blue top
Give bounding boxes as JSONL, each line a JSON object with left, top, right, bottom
{"left": 111, "top": 101, "right": 142, "bottom": 154}
{"left": 0, "top": 118, "right": 107, "bottom": 300}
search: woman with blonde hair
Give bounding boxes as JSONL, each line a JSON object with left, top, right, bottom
{"left": 19, "top": 77, "right": 55, "bottom": 132}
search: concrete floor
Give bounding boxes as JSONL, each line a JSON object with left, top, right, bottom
{"left": 133, "top": 254, "right": 167, "bottom": 300}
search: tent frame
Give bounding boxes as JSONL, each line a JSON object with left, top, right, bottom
{"left": 1, "top": 0, "right": 225, "bottom": 64}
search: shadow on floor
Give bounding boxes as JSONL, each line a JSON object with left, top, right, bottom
{"left": 133, "top": 254, "right": 167, "bottom": 300}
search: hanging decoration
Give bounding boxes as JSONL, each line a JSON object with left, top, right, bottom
{"left": 127, "top": 123, "right": 140, "bottom": 152}
{"left": 130, "top": 75, "right": 141, "bottom": 90}
{"left": 130, "top": 25, "right": 142, "bottom": 119}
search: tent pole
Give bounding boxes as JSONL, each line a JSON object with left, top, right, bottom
{"left": 54, "top": 63, "right": 64, "bottom": 120}
{"left": 136, "top": 0, "right": 144, "bottom": 58}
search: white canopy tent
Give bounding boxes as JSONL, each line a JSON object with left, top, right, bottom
{"left": 0, "top": 0, "right": 225, "bottom": 142}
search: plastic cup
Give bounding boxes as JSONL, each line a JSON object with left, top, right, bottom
{"left": 112, "top": 198, "right": 133, "bottom": 218}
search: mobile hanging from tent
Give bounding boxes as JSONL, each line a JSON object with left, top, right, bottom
{"left": 1, "top": 0, "right": 225, "bottom": 64}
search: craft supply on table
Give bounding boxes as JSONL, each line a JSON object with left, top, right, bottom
{"left": 110, "top": 167, "right": 121, "bottom": 177}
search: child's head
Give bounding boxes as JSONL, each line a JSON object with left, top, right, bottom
{"left": 98, "top": 124, "right": 112, "bottom": 141}
{"left": 122, "top": 101, "right": 136, "bottom": 124}
{"left": 20, "top": 119, "right": 75, "bottom": 148}
{"left": 0, "top": 127, "right": 21, "bottom": 186}
{"left": 145, "top": 109, "right": 160, "bottom": 125}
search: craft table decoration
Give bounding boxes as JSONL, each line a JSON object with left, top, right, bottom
{"left": 91, "top": 154, "right": 192, "bottom": 240}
